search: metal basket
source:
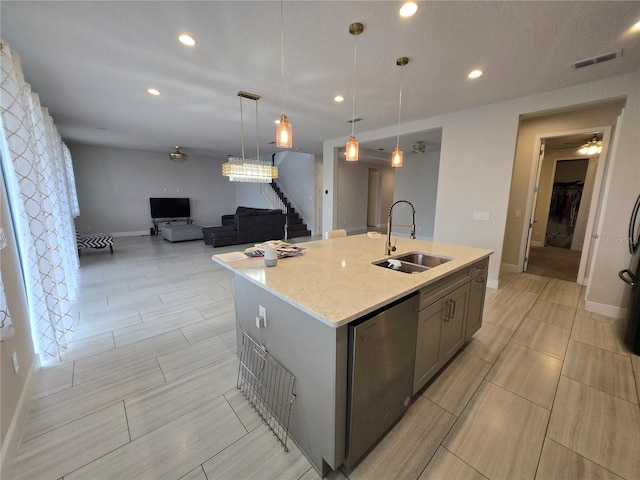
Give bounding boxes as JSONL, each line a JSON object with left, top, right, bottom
{"left": 237, "top": 332, "right": 296, "bottom": 451}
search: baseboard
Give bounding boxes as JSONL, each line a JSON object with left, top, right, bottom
{"left": 487, "top": 278, "right": 499, "bottom": 289}
{"left": 500, "top": 263, "right": 519, "bottom": 273}
{"left": 1, "top": 354, "right": 39, "bottom": 479}
{"left": 530, "top": 241, "right": 544, "bottom": 248}
{"left": 112, "top": 230, "right": 150, "bottom": 237}
{"left": 583, "top": 300, "right": 628, "bottom": 320}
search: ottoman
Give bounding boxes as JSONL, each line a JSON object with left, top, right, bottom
{"left": 161, "top": 224, "right": 204, "bottom": 242}
{"left": 202, "top": 226, "right": 238, "bottom": 247}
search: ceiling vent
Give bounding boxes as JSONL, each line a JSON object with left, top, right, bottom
{"left": 347, "top": 117, "right": 363, "bottom": 124}
{"left": 571, "top": 50, "right": 622, "bottom": 69}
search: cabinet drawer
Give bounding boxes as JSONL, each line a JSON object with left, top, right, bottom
{"left": 470, "top": 258, "right": 489, "bottom": 278}
{"left": 419, "top": 269, "right": 469, "bottom": 310}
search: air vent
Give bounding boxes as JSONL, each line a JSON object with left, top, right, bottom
{"left": 347, "top": 117, "right": 363, "bottom": 124}
{"left": 571, "top": 50, "right": 622, "bottom": 69}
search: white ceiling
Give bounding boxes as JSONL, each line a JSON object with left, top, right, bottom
{"left": 2, "top": 1, "right": 639, "bottom": 159}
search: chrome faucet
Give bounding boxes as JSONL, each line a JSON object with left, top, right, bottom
{"left": 386, "top": 200, "right": 416, "bottom": 255}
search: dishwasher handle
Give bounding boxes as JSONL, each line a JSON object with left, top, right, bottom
{"left": 619, "top": 269, "right": 639, "bottom": 286}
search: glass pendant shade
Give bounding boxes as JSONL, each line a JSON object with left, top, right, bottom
{"left": 391, "top": 146, "right": 403, "bottom": 167}
{"left": 276, "top": 114, "right": 292, "bottom": 148}
{"left": 346, "top": 135, "right": 359, "bottom": 162}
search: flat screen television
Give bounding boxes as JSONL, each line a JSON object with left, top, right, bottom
{"left": 150, "top": 198, "right": 190, "bottom": 218}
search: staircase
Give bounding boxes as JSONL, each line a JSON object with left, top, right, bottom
{"left": 269, "top": 182, "right": 311, "bottom": 239}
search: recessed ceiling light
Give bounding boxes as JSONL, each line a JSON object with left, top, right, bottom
{"left": 468, "top": 69, "right": 483, "bottom": 79}
{"left": 334, "top": 95, "right": 345, "bottom": 103}
{"left": 147, "top": 88, "right": 160, "bottom": 96}
{"left": 178, "top": 34, "right": 196, "bottom": 46}
{"left": 399, "top": 2, "right": 418, "bottom": 18}
{"left": 633, "top": 20, "right": 640, "bottom": 32}
{"left": 274, "top": 119, "right": 281, "bottom": 124}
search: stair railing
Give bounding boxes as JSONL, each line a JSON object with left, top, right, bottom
{"left": 261, "top": 183, "right": 289, "bottom": 239}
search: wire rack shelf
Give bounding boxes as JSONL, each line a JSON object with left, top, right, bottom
{"left": 237, "top": 332, "right": 296, "bottom": 451}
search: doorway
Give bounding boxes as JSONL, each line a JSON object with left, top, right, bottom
{"left": 526, "top": 158, "right": 590, "bottom": 281}
{"left": 522, "top": 127, "right": 611, "bottom": 285}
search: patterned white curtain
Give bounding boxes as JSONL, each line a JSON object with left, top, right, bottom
{"left": 0, "top": 40, "right": 79, "bottom": 360}
{"left": 0, "top": 272, "right": 15, "bottom": 341}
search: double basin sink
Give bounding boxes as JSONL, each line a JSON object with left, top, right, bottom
{"left": 373, "top": 251, "right": 452, "bottom": 274}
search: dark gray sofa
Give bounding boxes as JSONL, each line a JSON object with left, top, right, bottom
{"left": 203, "top": 206, "right": 286, "bottom": 247}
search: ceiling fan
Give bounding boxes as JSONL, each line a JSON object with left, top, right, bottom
{"left": 169, "top": 146, "right": 187, "bottom": 162}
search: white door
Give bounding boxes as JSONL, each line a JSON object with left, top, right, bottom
{"left": 524, "top": 139, "right": 546, "bottom": 272}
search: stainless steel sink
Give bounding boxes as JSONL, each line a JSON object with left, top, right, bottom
{"left": 393, "top": 252, "right": 452, "bottom": 268}
{"left": 372, "top": 259, "right": 429, "bottom": 274}
{"left": 372, "top": 251, "right": 452, "bottom": 274}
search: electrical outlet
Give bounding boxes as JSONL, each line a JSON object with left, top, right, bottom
{"left": 11, "top": 351, "right": 19, "bottom": 374}
{"left": 259, "top": 305, "right": 267, "bottom": 326}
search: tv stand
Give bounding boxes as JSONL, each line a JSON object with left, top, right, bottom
{"left": 151, "top": 217, "right": 193, "bottom": 236}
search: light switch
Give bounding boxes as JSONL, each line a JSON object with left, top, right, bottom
{"left": 473, "top": 211, "right": 490, "bottom": 221}
{"left": 0, "top": 228, "right": 7, "bottom": 250}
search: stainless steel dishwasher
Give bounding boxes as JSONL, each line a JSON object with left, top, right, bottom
{"left": 344, "top": 292, "right": 419, "bottom": 467}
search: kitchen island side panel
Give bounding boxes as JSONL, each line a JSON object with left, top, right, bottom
{"left": 234, "top": 275, "right": 348, "bottom": 474}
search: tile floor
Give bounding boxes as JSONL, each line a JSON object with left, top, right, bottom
{"left": 9, "top": 236, "right": 640, "bottom": 480}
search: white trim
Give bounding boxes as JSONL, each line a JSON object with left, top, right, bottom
{"left": 487, "top": 279, "right": 499, "bottom": 289}
{"left": 501, "top": 262, "right": 519, "bottom": 273}
{"left": 583, "top": 300, "right": 627, "bottom": 320}
{"left": 530, "top": 241, "right": 544, "bottom": 248}
{"left": 1, "top": 354, "right": 40, "bottom": 480}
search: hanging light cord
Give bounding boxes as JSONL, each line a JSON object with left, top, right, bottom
{"left": 280, "top": 0, "right": 285, "bottom": 115}
{"left": 350, "top": 33, "right": 358, "bottom": 138}
{"left": 255, "top": 96, "right": 260, "bottom": 160}
{"left": 239, "top": 96, "right": 245, "bottom": 160}
{"left": 396, "top": 63, "right": 404, "bottom": 147}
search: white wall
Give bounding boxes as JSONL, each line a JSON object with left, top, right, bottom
{"left": 275, "top": 151, "right": 316, "bottom": 228}
{"left": 393, "top": 149, "right": 440, "bottom": 240}
{"left": 323, "top": 71, "right": 640, "bottom": 307}
{"left": 336, "top": 160, "right": 370, "bottom": 233}
{"left": 70, "top": 144, "right": 237, "bottom": 234}
{"left": 234, "top": 183, "right": 270, "bottom": 210}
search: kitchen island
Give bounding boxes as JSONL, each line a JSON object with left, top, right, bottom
{"left": 212, "top": 234, "right": 492, "bottom": 475}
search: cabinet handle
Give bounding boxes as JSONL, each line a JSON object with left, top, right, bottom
{"left": 475, "top": 263, "right": 486, "bottom": 270}
{"left": 450, "top": 299, "right": 456, "bottom": 320}
{"left": 476, "top": 277, "right": 485, "bottom": 284}
{"left": 443, "top": 301, "right": 451, "bottom": 321}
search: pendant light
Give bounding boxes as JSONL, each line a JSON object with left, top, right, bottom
{"left": 346, "top": 22, "right": 364, "bottom": 162}
{"left": 391, "top": 57, "right": 409, "bottom": 168}
{"left": 276, "top": 0, "right": 292, "bottom": 148}
{"left": 222, "top": 91, "right": 278, "bottom": 183}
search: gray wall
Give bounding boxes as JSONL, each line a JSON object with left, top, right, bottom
{"left": 393, "top": 149, "right": 440, "bottom": 240}
{"left": 70, "top": 144, "right": 237, "bottom": 234}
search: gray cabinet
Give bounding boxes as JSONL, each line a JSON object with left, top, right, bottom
{"left": 413, "top": 272, "right": 470, "bottom": 395}
{"left": 465, "top": 272, "right": 487, "bottom": 342}
{"left": 413, "top": 258, "right": 489, "bottom": 395}
{"left": 440, "top": 283, "right": 469, "bottom": 364}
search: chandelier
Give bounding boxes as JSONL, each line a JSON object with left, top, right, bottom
{"left": 222, "top": 91, "right": 278, "bottom": 183}
{"left": 578, "top": 134, "right": 602, "bottom": 156}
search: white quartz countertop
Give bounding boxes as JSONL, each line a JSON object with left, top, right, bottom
{"left": 212, "top": 234, "right": 492, "bottom": 328}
